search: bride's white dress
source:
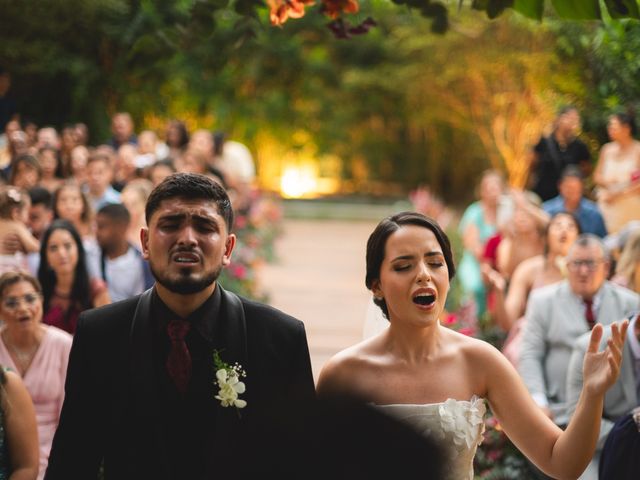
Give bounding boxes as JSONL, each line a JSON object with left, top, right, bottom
{"left": 375, "top": 396, "right": 486, "bottom": 480}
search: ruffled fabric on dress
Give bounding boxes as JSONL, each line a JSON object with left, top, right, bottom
{"left": 375, "top": 396, "right": 486, "bottom": 480}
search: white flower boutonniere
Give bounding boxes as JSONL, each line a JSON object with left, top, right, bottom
{"left": 213, "top": 350, "right": 247, "bottom": 411}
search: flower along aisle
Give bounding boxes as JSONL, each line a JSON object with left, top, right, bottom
{"left": 219, "top": 189, "right": 284, "bottom": 301}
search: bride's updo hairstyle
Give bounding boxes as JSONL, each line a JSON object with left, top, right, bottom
{"left": 366, "top": 211, "right": 455, "bottom": 319}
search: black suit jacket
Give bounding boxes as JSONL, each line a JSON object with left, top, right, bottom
{"left": 45, "top": 286, "right": 315, "bottom": 479}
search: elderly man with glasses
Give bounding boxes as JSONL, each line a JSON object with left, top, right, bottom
{"left": 518, "top": 234, "right": 639, "bottom": 478}
{"left": 518, "top": 233, "right": 639, "bottom": 421}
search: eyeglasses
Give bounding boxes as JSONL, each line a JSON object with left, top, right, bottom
{"left": 2, "top": 293, "right": 41, "bottom": 310}
{"left": 567, "top": 259, "right": 606, "bottom": 272}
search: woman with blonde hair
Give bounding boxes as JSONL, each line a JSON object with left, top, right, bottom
{"left": 611, "top": 228, "right": 640, "bottom": 293}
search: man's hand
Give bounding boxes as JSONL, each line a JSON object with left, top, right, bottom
{"left": 2, "top": 232, "right": 21, "bottom": 254}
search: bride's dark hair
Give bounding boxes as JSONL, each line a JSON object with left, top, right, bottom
{"left": 365, "top": 211, "right": 455, "bottom": 318}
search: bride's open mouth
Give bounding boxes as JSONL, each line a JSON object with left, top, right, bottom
{"left": 412, "top": 288, "right": 437, "bottom": 308}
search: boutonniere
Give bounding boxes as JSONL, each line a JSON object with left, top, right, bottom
{"left": 213, "top": 350, "right": 247, "bottom": 412}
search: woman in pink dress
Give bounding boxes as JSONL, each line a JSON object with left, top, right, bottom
{"left": 0, "top": 271, "right": 72, "bottom": 479}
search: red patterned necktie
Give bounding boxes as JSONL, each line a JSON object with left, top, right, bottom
{"left": 584, "top": 298, "right": 596, "bottom": 330}
{"left": 166, "top": 319, "right": 192, "bottom": 394}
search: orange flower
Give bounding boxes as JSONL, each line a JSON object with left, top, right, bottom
{"left": 268, "top": 0, "right": 315, "bottom": 26}
{"left": 321, "top": 0, "right": 359, "bottom": 19}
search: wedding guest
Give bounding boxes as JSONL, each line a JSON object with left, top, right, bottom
{"left": 165, "top": 119, "right": 189, "bottom": 159}
{"left": 518, "top": 235, "right": 638, "bottom": 429}
{"left": 543, "top": 166, "right": 607, "bottom": 238}
{"left": 611, "top": 229, "right": 640, "bottom": 293}
{"left": 35, "top": 128, "right": 60, "bottom": 152}
{"left": 38, "top": 220, "right": 110, "bottom": 334}
{"left": 0, "top": 119, "right": 21, "bottom": 170}
{"left": 95, "top": 203, "right": 152, "bottom": 302}
{"left": 0, "top": 186, "right": 40, "bottom": 274}
{"left": 189, "top": 129, "right": 215, "bottom": 167}
{"left": 106, "top": 112, "right": 136, "bottom": 149}
{"left": 27, "top": 187, "right": 54, "bottom": 241}
{"left": 73, "top": 123, "right": 88, "bottom": 147}
{"left": 318, "top": 211, "right": 628, "bottom": 480}
{"left": 566, "top": 312, "right": 640, "bottom": 480}
{"left": 148, "top": 159, "right": 176, "bottom": 187}
{"left": 528, "top": 106, "right": 591, "bottom": 202}
{"left": 0, "top": 271, "right": 72, "bottom": 479}
{"left": 120, "top": 179, "right": 153, "bottom": 250}
{"left": 37, "top": 147, "right": 64, "bottom": 193}
{"left": 594, "top": 112, "right": 640, "bottom": 234}
{"left": 176, "top": 149, "right": 207, "bottom": 174}
{"left": 52, "top": 182, "right": 100, "bottom": 278}
{"left": 10, "top": 154, "right": 42, "bottom": 190}
{"left": 493, "top": 190, "right": 547, "bottom": 280}
{"left": 67, "top": 146, "right": 88, "bottom": 185}
{"left": 0, "top": 366, "right": 39, "bottom": 479}
{"left": 457, "top": 169, "right": 503, "bottom": 314}
{"left": 598, "top": 406, "right": 640, "bottom": 480}
{"left": 52, "top": 182, "right": 93, "bottom": 239}
{"left": 59, "top": 126, "right": 77, "bottom": 172}
{"left": 113, "top": 144, "right": 139, "bottom": 191}
{"left": 484, "top": 212, "right": 581, "bottom": 348}
{"left": 85, "top": 153, "right": 121, "bottom": 212}
{"left": 137, "top": 130, "right": 168, "bottom": 168}
{"left": 26, "top": 187, "right": 54, "bottom": 275}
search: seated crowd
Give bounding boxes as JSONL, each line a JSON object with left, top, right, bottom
{"left": 456, "top": 107, "right": 640, "bottom": 479}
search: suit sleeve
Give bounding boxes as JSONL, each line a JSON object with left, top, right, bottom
{"left": 45, "top": 315, "right": 103, "bottom": 479}
{"left": 291, "top": 321, "right": 316, "bottom": 402}
{"left": 518, "top": 292, "right": 549, "bottom": 406}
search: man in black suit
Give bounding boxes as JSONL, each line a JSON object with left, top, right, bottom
{"left": 45, "top": 173, "right": 315, "bottom": 479}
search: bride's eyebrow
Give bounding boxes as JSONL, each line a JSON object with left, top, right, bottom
{"left": 390, "top": 255, "right": 415, "bottom": 263}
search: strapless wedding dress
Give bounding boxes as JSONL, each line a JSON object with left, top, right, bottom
{"left": 375, "top": 396, "right": 486, "bottom": 480}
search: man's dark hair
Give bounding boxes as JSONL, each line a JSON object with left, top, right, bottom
{"left": 557, "top": 105, "right": 578, "bottom": 117}
{"left": 145, "top": 173, "right": 234, "bottom": 231}
{"left": 365, "top": 211, "right": 455, "bottom": 319}
{"left": 560, "top": 165, "right": 583, "bottom": 181}
{"left": 28, "top": 186, "right": 53, "bottom": 209}
{"left": 97, "top": 202, "right": 131, "bottom": 225}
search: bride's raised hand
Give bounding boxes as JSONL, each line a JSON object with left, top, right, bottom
{"left": 582, "top": 320, "right": 629, "bottom": 397}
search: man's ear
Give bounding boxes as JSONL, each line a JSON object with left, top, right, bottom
{"left": 140, "top": 228, "right": 150, "bottom": 260}
{"left": 222, "top": 233, "right": 236, "bottom": 267}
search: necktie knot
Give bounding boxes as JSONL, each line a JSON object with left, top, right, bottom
{"left": 167, "top": 319, "right": 191, "bottom": 342}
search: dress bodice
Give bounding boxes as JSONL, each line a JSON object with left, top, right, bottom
{"left": 375, "top": 396, "right": 486, "bottom": 480}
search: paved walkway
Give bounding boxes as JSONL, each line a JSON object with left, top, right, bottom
{"left": 260, "top": 218, "right": 379, "bottom": 381}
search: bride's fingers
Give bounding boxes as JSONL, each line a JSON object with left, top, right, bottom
{"left": 606, "top": 338, "right": 622, "bottom": 363}
{"left": 587, "top": 323, "right": 604, "bottom": 354}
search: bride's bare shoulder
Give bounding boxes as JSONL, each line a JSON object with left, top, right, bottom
{"left": 316, "top": 337, "right": 384, "bottom": 398}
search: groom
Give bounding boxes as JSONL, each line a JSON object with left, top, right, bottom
{"left": 45, "top": 173, "right": 315, "bottom": 479}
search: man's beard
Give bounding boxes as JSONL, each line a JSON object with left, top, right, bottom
{"left": 150, "top": 263, "right": 222, "bottom": 295}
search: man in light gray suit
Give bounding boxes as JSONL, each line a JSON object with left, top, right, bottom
{"left": 519, "top": 234, "right": 639, "bottom": 427}
{"left": 566, "top": 312, "right": 640, "bottom": 479}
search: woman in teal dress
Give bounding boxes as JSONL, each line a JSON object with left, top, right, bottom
{"left": 0, "top": 366, "right": 39, "bottom": 478}
{"left": 457, "top": 170, "right": 504, "bottom": 315}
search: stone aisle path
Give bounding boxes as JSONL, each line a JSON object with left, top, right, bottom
{"left": 259, "top": 218, "right": 379, "bottom": 382}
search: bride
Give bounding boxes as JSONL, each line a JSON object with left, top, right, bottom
{"left": 317, "top": 212, "right": 628, "bottom": 480}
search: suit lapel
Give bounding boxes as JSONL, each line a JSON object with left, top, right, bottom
{"left": 211, "top": 287, "right": 249, "bottom": 453}
{"left": 129, "top": 288, "right": 170, "bottom": 476}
